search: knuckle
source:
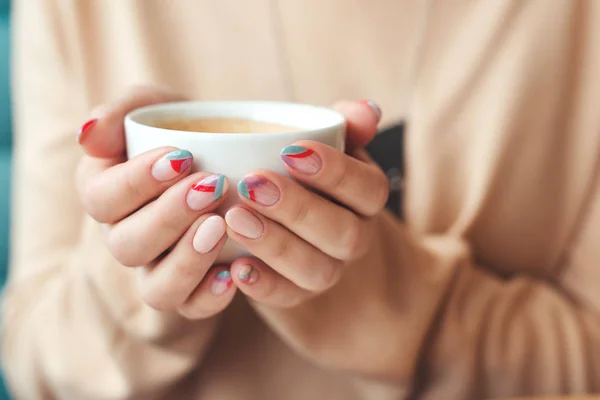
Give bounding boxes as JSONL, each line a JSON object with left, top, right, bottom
{"left": 107, "top": 229, "right": 141, "bottom": 267}
{"left": 268, "top": 234, "right": 293, "bottom": 262}
{"left": 289, "top": 198, "right": 310, "bottom": 225}
{"left": 124, "top": 165, "right": 150, "bottom": 202}
{"left": 170, "top": 259, "right": 198, "bottom": 282}
{"left": 325, "top": 165, "right": 347, "bottom": 191}
{"left": 153, "top": 207, "right": 183, "bottom": 238}
{"left": 308, "top": 260, "right": 342, "bottom": 292}
{"left": 81, "top": 178, "right": 111, "bottom": 223}
{"left": 139, "top": 284, "right": 171, "bottom": 312}
{"left": 338, "top": 216, "right": 367, "bottom": 260}
{"left": 254, "top": 273, "right": 278, "bottom": 300}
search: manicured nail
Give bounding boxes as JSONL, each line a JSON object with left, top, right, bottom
{"left": 186, "top": 174, "right": 226, "bottom": 210}
{"left": 211, "top": 270, "right": 233, "bottom": 296}
{"left": 77, "top": 119, "right": 97, "bottom": 143}
{"left": 152, "top": 149, "right": 193, "bottom": 181}
{"left": 225, "top": 208, "right": 264, "bottom": 239}
{"left": 280, "top": 145, "right": 322, "bottom": 175}
{"left": 237, "top": 176, "right": 280, "bottom": 206}
{"left": 193, "top": 215, "right": 226, "bottom": 254}
{"left": 238, "top": 265, "right": 258, "bottom": 284}
{"left": 359, "top": 99, "right": 382, "bottom": 121}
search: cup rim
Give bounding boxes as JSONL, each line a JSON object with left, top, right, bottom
{"left": 125, "top": 100, "right": 346, "bottom": 137}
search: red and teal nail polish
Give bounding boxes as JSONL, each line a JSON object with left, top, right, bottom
{"left": 186, "top": 174, "right": 226, "bottom": 210}
{"left": 238, "top": 265, "right": 258, "bottom": 284}
{"left": 359, "top": 99, "right": 382, "bottom": 121}
{"left": 280, "top": 145, "right": 322, "bottom": 175}
{"left": 237, "top": 175, "right": 280, "bottom": 206}
{"left": 152, "top": 149, "right": 193, "bottom": 181}
{"left": 77, "top": 119, "right": 98, "bottom": 144}
{"left": 211, "top": 270, "right": 233, "bottom": 296}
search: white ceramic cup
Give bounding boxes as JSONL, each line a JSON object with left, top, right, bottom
{"left": 124, "top": 100, "right": 346, "bottom": 263}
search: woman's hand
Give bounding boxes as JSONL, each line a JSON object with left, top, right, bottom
{"left": 76, "top": 87, "right": 236, "bottom": 318}
{"left": 224, "top": 100, "right": 388, "bottom": 308}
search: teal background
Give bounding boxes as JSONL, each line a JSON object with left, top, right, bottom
{"left": 0, "top": 0, "right": 13, "bottom": 398}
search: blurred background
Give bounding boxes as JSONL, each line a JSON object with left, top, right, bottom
{"left": 0, "top": 0, "right": 12, "bottom": 398}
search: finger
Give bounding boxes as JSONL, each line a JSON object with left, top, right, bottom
{"left": 81, "top": 147, "right": 194, "bottom": 224}
{"left": 225, "top": 206, "right": 342, "bottom": 292}
{"left": 278, "top": 142, "right": 389, "bottom": 216}
{"left": 236, "top": 171, "right": 371, "bottom": 261}
{"left": 136, "top": 213, "right": 230, "bottom": 312}
{"left": 78, "top": 86, "right": 186, "bottom": 159}
{"left": 230, "top": 258, "right": 312, "bottom": 309}
{"left": 178, "top": 267, "right": 236, "bottom": 319}
{"left": 333, "top": 99, "right": 381, "bottom": 150}
{"left": 107, "top": 173, "right": 228, "bottom": 266}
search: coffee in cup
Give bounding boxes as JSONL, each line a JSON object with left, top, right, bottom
{"left": 153, "top": 117, "right": 303, "bottom": 134}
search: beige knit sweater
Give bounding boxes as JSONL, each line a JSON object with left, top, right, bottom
{"left": 3, "top": 1, "right": 600, "bottom": 399}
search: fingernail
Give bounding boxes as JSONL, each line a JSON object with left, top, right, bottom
{"left": 237, "top": 176, "right": 280, "bottom": 206}
{"left": 359, "top": 99, "right": 382, "bottom": 121}
{"left": 211, "top": 270, "right": 233, "bottom": 296}
{"left": 186, "top": 174, "right": 226, "bottom": 210}
{"left": 193, "top": 215, "right": 226, "bottom": 254}
{"left": 77, "top": 119, "right": 98, "bottom": 144}
{"left": 225, "top": 208, "right": 264, "bottom": 239}
{"left": 280, "top": 145, "right": 322, "bottom": 175}
{"left": 152, "top": 149, "right": 193, "bottom": 181}
{"left": 238, "top": 265, "right": 258, "bottom": 284}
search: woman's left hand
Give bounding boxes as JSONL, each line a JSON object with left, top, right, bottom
{"left": 224, "top": 100, "right": 389, "bottom": 307}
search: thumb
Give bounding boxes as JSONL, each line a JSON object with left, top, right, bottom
{"left": 333, "top": 99, "right": 382, "bottom": 151}
{"left": 77, "top": 86, "right": 186, "bottom": 159}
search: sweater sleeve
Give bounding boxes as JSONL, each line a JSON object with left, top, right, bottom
{"left": 252, "top": 2, "right": 600, "bottom": 397}
{"left": 1, "top": 2, "right": 219, "bottom": 399}
{"left": 252, "top": 196, "right": 600, "bottom": 398}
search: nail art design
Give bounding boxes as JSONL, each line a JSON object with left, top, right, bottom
{"left": 237, "top": 176, "right": 280, "bottom": 206}
{"left": 238, "top": 265, "right": 258, "bottom": 284}
{"left": 192, "top": 174, "right": 225, "bottom": 199}
{"left": 77, "top": 119, "right": 98, "bottom": 143}
{"left": 186, "top": 174, "right": 226, "bottom": 210}
{"left": 280, "top": 145, "right": 322, "bottom": 175}
{"left": 152, "top": 149, "right": 193, "bottom": 181}
{"left": 211, "top": 270, "right": 233, "bottom": 296}
{"left": 359, "top": 99, "right": 382, "bottom": 121}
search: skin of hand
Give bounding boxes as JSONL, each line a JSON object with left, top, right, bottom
{"left": 76, "top": 86, "right": 386, "bottom": 317}
{"left": 224, "top": 99, "right": 389, "bottom": 308}
{"left": 75, "top": 86, "right": 237, "bottom": 319}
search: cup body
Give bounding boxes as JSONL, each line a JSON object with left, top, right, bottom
{"left": 125, "top": 100, "right": 345, "bottom": 262}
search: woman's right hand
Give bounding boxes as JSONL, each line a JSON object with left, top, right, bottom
{"left": 75, "top": 87, "right": 236, "bottom": 319}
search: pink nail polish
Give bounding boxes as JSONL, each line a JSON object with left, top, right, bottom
{"left": 280, "top": 145, "right": 322, "bottom": 175}
{"left": 211, "top": 270, "right": 233, "bottom": 296}
{"left": 77, "top": 119, "right": 97, "bottom": 144}
{"left": 225, "top": 208, "right": 264, "bottom": 239}
{"left": 152, "top": 149, "right": 193, "bottom": 181}
{"left": 359, "top": 99, "right": 382, "bottom": 121}
{"left": 237, "top": 176, "right": 280, "bottom": 206}
{"left": 238, "top": 265, "right": 258, "bottom": 284}
{"left": 186, "top": 174, "right": 226, "bottom": 211}
{"left": 192, "top": 216, "right": 226, "bottom": 254}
